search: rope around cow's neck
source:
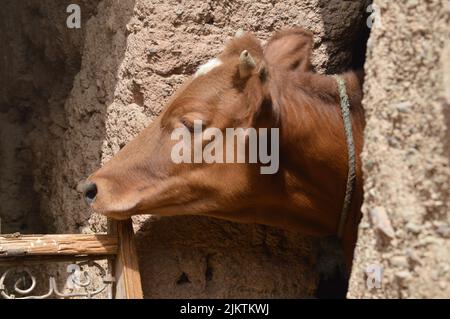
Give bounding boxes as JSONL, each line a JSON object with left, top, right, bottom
{"left": 333, "top": 75, "right": 356, "bottom": 239}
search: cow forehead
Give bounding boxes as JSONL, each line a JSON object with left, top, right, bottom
{"left": 194, "top": 58, "right": 222, "bottom": 77}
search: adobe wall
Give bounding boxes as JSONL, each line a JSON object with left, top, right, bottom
{"left": 348, "top": 0, "right": 450, "bottom": 298}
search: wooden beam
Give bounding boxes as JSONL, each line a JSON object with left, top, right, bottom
{"left": 0, "top": 254, "right": 112, "bottom": 265}
{"left": 108, "top": 219, "right": 143, "bottom": 299}
{"left": 0, "top": 234, "right": 118, "bottom": 258}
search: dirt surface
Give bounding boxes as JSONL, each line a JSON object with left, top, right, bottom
{"left": 348, "top": 0, "right": 450, "bottom": 298}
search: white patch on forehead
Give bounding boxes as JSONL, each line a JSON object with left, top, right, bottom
{"left": 194, "top": 58, "right": 222, "bottom": 78}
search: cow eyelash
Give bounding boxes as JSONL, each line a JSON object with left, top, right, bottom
{"left": 181, "top": 119, "right": 195, "bottom": 132}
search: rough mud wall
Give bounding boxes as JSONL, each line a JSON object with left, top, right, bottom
{"left": 348, "top": 1, "right": 450, "bottom": 298}
{"left": 1, "top": 0, "right": 368, "bottom": 297}
{"left": 0, "top": 0, "right": 100, "bottom": 234}
{"left": 0, "top": 0, "right": 102, "bottom": 297}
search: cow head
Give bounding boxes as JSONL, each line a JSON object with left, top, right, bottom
{"left": 80, "top": 29, "right": 315, "bottom": 225}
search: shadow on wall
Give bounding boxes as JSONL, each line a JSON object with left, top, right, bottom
{"left": 317, "top": 0, "right": 372, "bottom": 72}
{"left": 0, "top": 0, "right": 136, "bottom": 234}
{"left": 0, "top": 0, "right": 101, "bottom": 233}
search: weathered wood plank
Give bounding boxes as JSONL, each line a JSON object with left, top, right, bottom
{"left": 0, "top": 254, "right": 112, "bottom": 265}
{"left": 0, "top": 234, "right": 118, "bottom": 257}
{"left": 109, "top": 219, "right": 143, "bottom": 299}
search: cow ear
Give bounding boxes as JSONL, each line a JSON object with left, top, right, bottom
{"left": 244, "top": 63, "right": 280, "bottom": 126}
{"left": 264, "top": 28, "right": 313, "bottom": 72}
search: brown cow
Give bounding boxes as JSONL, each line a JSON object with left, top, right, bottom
{"left": 80, "top": 28, "right": 365, "bottom": 273}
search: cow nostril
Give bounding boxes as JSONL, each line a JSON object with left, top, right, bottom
{"left": 83, "top": 182, "right": 97, "bottom": 204}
